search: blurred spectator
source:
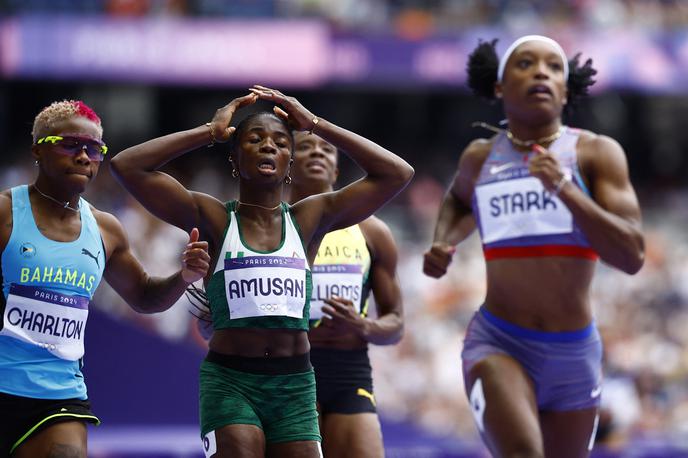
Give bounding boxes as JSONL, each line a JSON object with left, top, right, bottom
{"left": 4, "top": 0, "right": 688, "bottom": 32}
{"left": 106, "top": 0, "right": 151, "bottom": 16}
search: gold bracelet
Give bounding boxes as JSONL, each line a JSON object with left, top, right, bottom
{"left": 205, "top": 122, "right": 217, "bottom": 148}
{"left": 308, "top": 117, "right": 320, "bottom": 135}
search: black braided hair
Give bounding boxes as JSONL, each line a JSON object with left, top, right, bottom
{"left": 466, "top": 39, "right": 500, "bottom": 101}
{"left": 466, "top": 39, "right": 598, "bottom": 115}
{"left": 228, "top": 111, "right": 294, "bottom": 158}
{"left": 565, "top": 52, "right": 597, "bottom": 112}
{"left": 186, "top": 283, "right": 215, "bottom": 340}
{"left": 186, "top": 283, "right": 211, "bottom": 322}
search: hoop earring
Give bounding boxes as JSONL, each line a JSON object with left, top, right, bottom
{"left": 34, "top": 160, "right": 39, "bottom": 166}
{"left": 285, "top": 175, "right": 292, "bottom": 185}
{"left": 232, "top": 168, "right": 239, "bottom": 178}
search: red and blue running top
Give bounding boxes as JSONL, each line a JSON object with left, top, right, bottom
{"left": 470, "top": 127, "right": 598, "bottom": 261}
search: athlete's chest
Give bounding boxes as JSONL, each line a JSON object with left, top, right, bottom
{"left": 32, "top": 214, "right": 82, "bottom": 243}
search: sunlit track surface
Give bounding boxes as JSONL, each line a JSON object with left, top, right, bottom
{"left": 88, "top": 426, "right": 688, "bottom": 458}
{"left": 87, "top": 424, "right": 485, "bottom": 458}
{"left": 89, "top": 426, "right": 202, "bottom": 457}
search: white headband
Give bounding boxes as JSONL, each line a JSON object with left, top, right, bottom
{"left": 497, "top": 35, "right": 569, "bottom": 82}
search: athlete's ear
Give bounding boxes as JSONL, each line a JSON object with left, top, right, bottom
{"left": 494, "top": 81, "right": 503, "bottom": 99}
{"left": 31, "top": 144, "right": 41, "bottom": 164}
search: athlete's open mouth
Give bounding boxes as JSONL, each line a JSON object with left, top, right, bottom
{"left": 527, "top": 85, "right": 553, "bottom": 96}
{"left": 305, "top": 159, "right": 327, "bottom": 171}
{"left": 257, "top": 159, "right": 276, "bottom": 171}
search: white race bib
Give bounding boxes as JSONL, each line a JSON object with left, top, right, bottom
{"left": 0, "top": 284, "right": 88, "bottom": 361}
{"left": 224, "top": 256, "right": 307, "bottom": 320}
{"left": 202, "top": 430, "right": 217, "bottom": 458}
{"left": 475, "top": 174, "right": 573, "bottom": 244}
{"left": 310, "top": 264, "right": 363, "bottom": 320}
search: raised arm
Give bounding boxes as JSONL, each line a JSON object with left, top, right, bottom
{"left": 306, "top": 120, "right": 414, "bottom": 231}
{"left": 423, "top": 140, "right": 489, "bottom": 278}
{"left": 110, "top": 94, "right": 258, "bottom": 233}
{"left": 359, "top": 217, "right": 404, "bottom": 344}
{"left": 529, "top": 133, "right": 644, "bottom": 274}
{"left": 320, "top": 217, "right": 404, "bottom": 345}
{"left": 96, "top": 209, "right": 210, "bottom": 313}
{"left": 250, "top": 86, "right": 414, "bottom": 236}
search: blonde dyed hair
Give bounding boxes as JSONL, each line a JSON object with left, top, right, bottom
{"left": 32, "top": 100, "right": 103, "bottom": 142}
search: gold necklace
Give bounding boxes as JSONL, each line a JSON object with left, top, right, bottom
{"left": 472, "top": 122, "right": 563, "bottom": 148}
{"left": 237, "top": 201, "right": 281, "bottom": 211}
{"left": 33, "top": 184, "right": 80, "bottom": 213}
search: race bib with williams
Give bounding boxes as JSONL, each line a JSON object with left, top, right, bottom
{"left": 310, "top": 264, "right": 363, "bottom": 320}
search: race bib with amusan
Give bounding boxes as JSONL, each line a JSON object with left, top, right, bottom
{"left": 224, "top": 256, "right": 307, "bottom": 320}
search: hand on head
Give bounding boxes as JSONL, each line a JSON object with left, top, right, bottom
{"left": 208, "top": 93, "right": 259, "bottom": 143}
{"left": 181, "top": 228, "right": 211, "bottom": 283}
{"left": 250, "top": 85, "right": 318, "bottom": 132}
{"left": 422, "top": 242, "right": 457, "bottom": 278}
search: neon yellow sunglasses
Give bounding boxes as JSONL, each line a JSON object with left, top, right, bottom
{"left": 36, "top": 135, "right": 108, "bottom": 162}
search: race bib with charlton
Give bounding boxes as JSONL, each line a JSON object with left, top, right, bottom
{"left": 0, "top": 284, "right": 89, "bottom": 361}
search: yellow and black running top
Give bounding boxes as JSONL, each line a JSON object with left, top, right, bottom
{"left": 310, "top": 224, "right": 372, "bottom": 326}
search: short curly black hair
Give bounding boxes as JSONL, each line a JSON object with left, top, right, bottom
{"left": 466, "top": 38, "right": 597, "bottom": 116}
{"left": 228, "top": 111, "right": 294, "bottom": 158}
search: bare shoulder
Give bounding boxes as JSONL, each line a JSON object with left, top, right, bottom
{"left": 0, "top": 189, "right": 13, "bottom": 246}
{"left": 192, "top": 190, "right": 232, "bottom": 239}
{"left": 454, "top": 138, "right": 494, "bottom": 184}
{"left": 290, "top": 193, "right": 328, "bottom": 215}
{"left": 460, "top": 138, "right": 494, "bottom": 170}
{"left": 193, "top": 190, "right": 228, "bottom": 219}
{"left": 89, "top": 205, "right": 127, "bottom": 247}
{"left": 359, "top": 216, "right": 397, "bottom": 260}
{"left": 290, "top": 193, "right": 330, "bottom": 238}
{"left": 449, "top": 137, "right": 494, "bottom": 204}
{"left": 0, "top": 189, "right": 11, "bottom": 215}
{"left": 577, "top": 129, "right": 624, "bottom": 154}
{"left": 359, "top": 215, "right": 393, "bottom": 240}
{"left": 0, "top": 189, "right": 14, "bottom": 225}
{"left": 576, "top": 129, "right": 628, "bottom": 176}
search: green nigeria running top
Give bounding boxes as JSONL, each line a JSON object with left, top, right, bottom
{"left": 206, "top": 201, "right": 312, "bottom": 330}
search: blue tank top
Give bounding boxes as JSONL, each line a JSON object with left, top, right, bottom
{"left": 0, "top": 185, "right": 105, "bottom": 399}
{"left": 470, "top": 127, "right": 598, "bottom": 260}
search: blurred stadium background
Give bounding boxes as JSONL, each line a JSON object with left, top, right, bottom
{"left": 2, "top": 1, "right": 688, "bottom": 457}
